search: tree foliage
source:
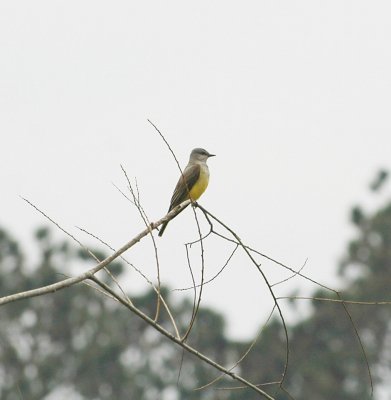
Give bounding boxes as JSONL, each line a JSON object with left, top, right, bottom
{"left": 0, "top": 227, "right": 236, "bottom": 400}
{"left": 1, "top": 179, "right": 391, "bottom": 399}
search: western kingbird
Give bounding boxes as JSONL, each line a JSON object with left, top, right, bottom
{"left": 158, "top": 148, "right": 215, "bottom": 237}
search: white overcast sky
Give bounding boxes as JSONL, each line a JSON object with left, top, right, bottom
{"left": 1, "top": 1, "right": 391, "bottom": 339}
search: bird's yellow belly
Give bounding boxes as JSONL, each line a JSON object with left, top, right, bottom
{"left": 189, "top": 168, "right": 209, "bottom": 201}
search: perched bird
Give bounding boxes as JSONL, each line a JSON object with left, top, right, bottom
{"left": 158, "top": 148, "right": 215, "bottom": 237}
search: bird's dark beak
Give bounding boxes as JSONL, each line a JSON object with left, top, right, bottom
{"left": 208, "top": 153, "right": 216, "bottom": 158}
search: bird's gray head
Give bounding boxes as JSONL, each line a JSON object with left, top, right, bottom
{"left": 189, "top": 148, "right": 216, "bottom": 163}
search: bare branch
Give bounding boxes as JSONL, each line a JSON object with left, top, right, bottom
{"left": 181, "top": 208, "right": 206, "bottom": 341}
{"left": 89, "top": 277, "right": 277, "bottom": 400}
{"left": 277, "top": 296, "right": 391, "bottom": 306}
{"left": 119, "top": 165, "right": 162, "bottom": 322}
{"left": 195, "top": 203, "right": 291, "bottom": 388}
{"left": 173, "top": 243, "right": 239, "bottom": 292}
{"left": 195, "top": 304, "right": 277, "bottom": 391}
{"left": 271, "top": 258, "right": 308, "bottom": 288}
{"left": 0, "top": 199, "right": 191, "bottom": 307}
{"left": 78, "top": 226, "right": 181, "bottom": 339}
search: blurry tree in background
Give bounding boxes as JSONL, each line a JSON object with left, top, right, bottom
{"left": 0, "top": 172, "right": 390, "bottom": 399}
{"left": 0, "top": 227, "right": 236, "bottom": 400}
{"left": 238, "top": 171, "right": 391, "bottom": 400}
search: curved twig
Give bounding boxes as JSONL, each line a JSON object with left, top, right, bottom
{"left": 196, "top": 204, "right": 291, "bottom": 388}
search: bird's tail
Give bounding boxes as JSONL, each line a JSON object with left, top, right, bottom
{"left": 158, "top": 202, "right": 190, "bottom": 237}
{"left": 158, "top": 221, "right": 169, "bottom": 237}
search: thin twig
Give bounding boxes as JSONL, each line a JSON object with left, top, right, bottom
{"left": 77, "top": 226, "right": 180, "bottom": 339}
{"left": 271, "top": 258, "right": 308, "bottom": 288}
{"left": 337, "top": 293, "right": 373, "bottom": 395}
{"left": 277, "top": 296, "right": 391, "bottom": 305}
{"left": 20, "top": 196, "right": 133, "bottom": 305}
{"left": 119, "top": 165, "right": 162, "bottom": 322}
{"left": 195, "top": 304, "right": 277, "bottom": 391}
{"left": 173, "top": 244, "right": 239, "bottom": 291}
{"left": 181, "top": 208, "right": 206, "bottom": 341}
{"left": 196, "top": 204, "right": 291, "bottom": 388}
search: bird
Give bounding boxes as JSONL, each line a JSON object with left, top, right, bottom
{"left": 158, "top": 148, "right": 215, "bottom": 237}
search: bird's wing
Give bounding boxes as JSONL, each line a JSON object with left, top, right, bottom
{"left": 168, "top": 164, "right": 201, "bottom": 211}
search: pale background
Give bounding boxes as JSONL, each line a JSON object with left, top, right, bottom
{"left": 1, "top": 1, "right": 391, "bottom": 340}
